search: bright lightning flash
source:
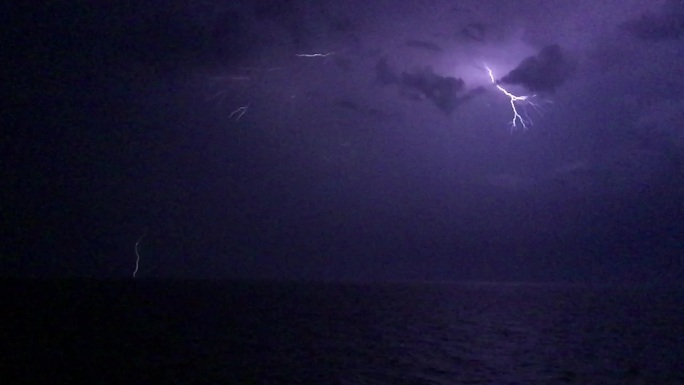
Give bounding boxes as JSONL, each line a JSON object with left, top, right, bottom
{"left": 485, "top": 64, "right": 537, "bottom": 130}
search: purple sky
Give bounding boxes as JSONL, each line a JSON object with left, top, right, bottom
{"left": 4, "top": 0, "right": 684, "bottom": 282}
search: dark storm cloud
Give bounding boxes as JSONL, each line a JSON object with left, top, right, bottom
{"left": 13, "top": 0, "right": 684, "bottom": 284}
{"left": 374, "top": 58, "right": 480, "bottom": 114}
{"left": 500, "top": 44, "right": 575, "bottom": 93}
{"left": 620, "top": 9, "right": 684, "bottom": 40}
{"left": 403, "top": 40, "right": 444, "bottom": 53}
{"left": 399, "top": 68, "right": 467, "bottom": 114}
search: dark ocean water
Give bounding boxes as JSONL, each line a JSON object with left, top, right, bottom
{"left": 2, "top": 280, "right": 683, "bottom": 385}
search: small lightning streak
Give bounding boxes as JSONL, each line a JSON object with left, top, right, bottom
{"left": 485, "top": 64, "right": 535, "bottom": 130}
{"left": 295, "top": 52, "right": 335, "bottom": 58}
{"left": 133, "top": 230, "right": 147, "bottom": 279}
{"left": 230, "top": 104, "right": 249, "bottom": 121}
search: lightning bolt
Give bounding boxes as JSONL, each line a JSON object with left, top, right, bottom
{"left": 295, "top": 52, "right": 335, "bottom": 58}
{"left": 485, "top": 64, "right": 536, "bottom": 130}
{"left": 230, "top": 104, "right": 249, "bottom": 121}
{"left": 133, "top": 230, "right": 146, "bottom": 278}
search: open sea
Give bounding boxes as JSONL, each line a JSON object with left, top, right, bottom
{"left": 2, "top": 280, "right": 683, "bottom": 384}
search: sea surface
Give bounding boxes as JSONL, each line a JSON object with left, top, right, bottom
{"left": 2, "top": 280, "right": 683, "bottom": 384}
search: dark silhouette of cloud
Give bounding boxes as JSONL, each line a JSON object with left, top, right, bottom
{"left": 375, "top": 58, "right": 481, "bottom": 114}
{"left": 399, "top": 67, "right": 467, "bottom": 114}
{"left": 500, "top": 44, "right": 575, "bottom": 93}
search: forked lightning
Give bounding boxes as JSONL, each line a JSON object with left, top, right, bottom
{"left": 230, "top": 104, "right": 249, "bottom": 121}
{"left": 485, "top": 64, "right": 538, "bottom": 130}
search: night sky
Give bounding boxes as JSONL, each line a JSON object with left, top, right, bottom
{"left": 4, "top": 0, "right": 684, "bottom": 283}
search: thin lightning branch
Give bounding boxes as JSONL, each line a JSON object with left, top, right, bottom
{"left": 207, "top": 90, "right": 227, "bottom": 104}
{"left": 295, "top": 52, "right": 335, "bottom": 58}
{"left": 485, "top": 64, "right": 537, "bottom": 130}
{"left": 133, "top": 230, "right": 147, "bottom": 278}
{"left": 230, "top": 103, "right": 249, "bottom": 121}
